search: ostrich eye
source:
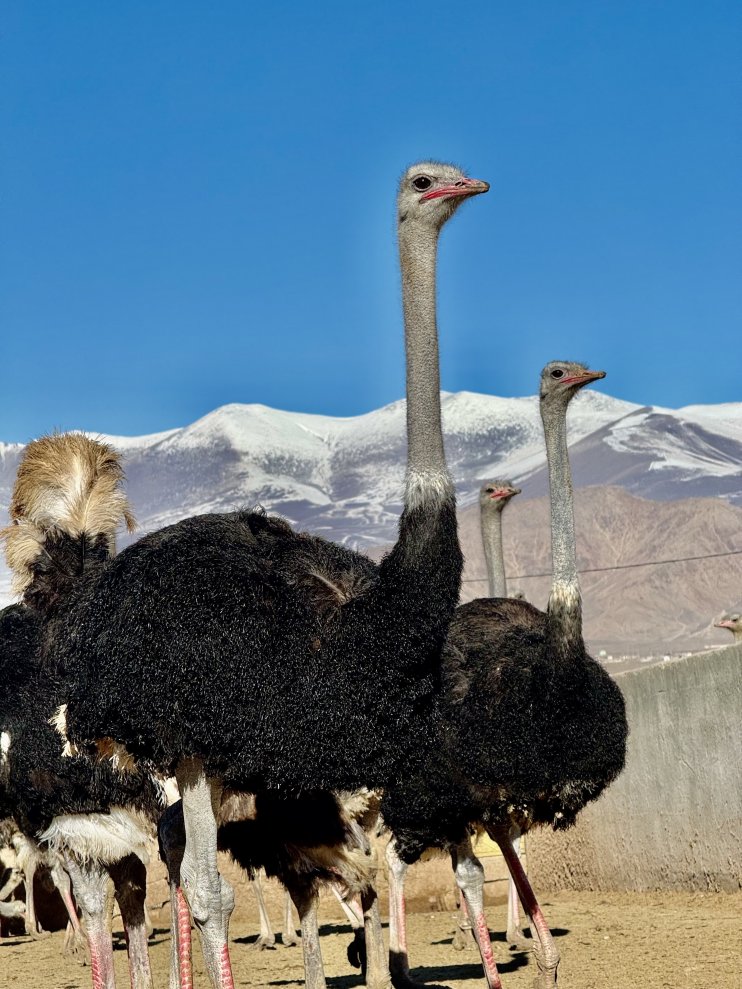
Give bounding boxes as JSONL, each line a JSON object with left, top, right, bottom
{"left": 413, "top": 176, "right": 432, "bottom": 191}
{"left": 551, "top": 369, "right": 564, "bottom": 379}
{"left": 486, "top": 488, "right": 493, "bottom": 493}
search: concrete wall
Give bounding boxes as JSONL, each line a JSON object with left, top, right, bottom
{"left": 528, "top": 646, "right": 742, "bottom": 893}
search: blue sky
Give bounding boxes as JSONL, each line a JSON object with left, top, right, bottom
{"left": 3, "top": 2, "right": 741, "bottom": 440}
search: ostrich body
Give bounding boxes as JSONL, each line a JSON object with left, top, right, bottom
{"left": 381, "top": 363, "right": 628, "bottom": 989}
{"left": 44, "top": 163, "right": 488, "bottom": 989}
{"left": 715, "top": 614, "right": 742, "bottom": 642}
{"left": 1, "top": 435, "right": 164, "bottom": 989}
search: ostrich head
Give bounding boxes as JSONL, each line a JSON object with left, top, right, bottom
{"left": 540, "top": 361, "right": 606, "bottom": 409}
{"left": 715, "top": 614, "right": 742, "bottom": 640}
{"left": 398, "top": 162, "right": 489, "bottom": 228}
{"left": 479, "top": 480, "right": 521, "bottom": 512}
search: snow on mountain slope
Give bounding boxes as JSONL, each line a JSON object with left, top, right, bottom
{"left": 2, "top": 387, "right": 742, "bottom": 611}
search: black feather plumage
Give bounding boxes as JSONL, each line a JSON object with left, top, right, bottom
{"left": 47, "top": 502, "right": 460, "bottom": 793}
{"left": 382, "top": 597, "right": 628, "bottom": 863}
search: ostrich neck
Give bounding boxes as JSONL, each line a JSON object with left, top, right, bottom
{"left": 481, "top": 509, "right": 507, "bottom": 597}
{"left": 398, "top": 218, "right": 452, "bottom": 506}
{"left": 542, "top": 401, "right": 582, "bottom": 653}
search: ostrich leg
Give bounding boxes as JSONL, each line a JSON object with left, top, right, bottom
{"left": 49, "top": 856, "right": 86, "bottom": 958}
{"left": 175, "top": 757, "right": 235, "bottom": 989}
{"left": 282, "top": 888, "right": 298, "bottom": 947}
{"left": 451, "top": 890, "right": 475, "bottom": 951}
{"left": 64, "top": 855, "right": 116, "bottom": 989}
{"left": 0, "top": 862, "right": 23, "bottom": 902}
{"left": 22, "top": 851, "right": 46, "bottom": 937}
{"left": 450, "top": 837, "right": 502, "bottom": 989}
{"left": 361, "top": 883, "right": 392, "bottom": 989}
{"left": 494, "top": 832, "right": 559, "bottom": 988}
{"left": 506, "top": 831, "right": 530, "bottom": 950}
{"left": 250, "top": 871, "right": 276, "bottom": 949}
{"left": 385, "top": 841, "right": 418, "bottom": 989}
{"left": 158, "top": 805, "right": 193, "bottom": 989}
{"left": 331, "top": 885, "right": 363, "bottom": 928}
{"left": 0, "top": 863, "right": 25, "bottom": 922}
{"left": 287, "top": 882, "right": 326, "bottom": 989}
{"left": 109, "top": 854, "right": 154, "bottom": 989}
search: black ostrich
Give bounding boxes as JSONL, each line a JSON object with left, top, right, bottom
{"left": 380, "top": 362, "right": 628, "bottom": 989}
{"left": 0, "top": 434, "right": 164, "bottom": 989}
{"left": 44, "top": 162, "right": 489, "bottom": 988}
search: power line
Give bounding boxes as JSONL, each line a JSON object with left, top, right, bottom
{"left": 462, "top": 547, "right": 742, "bottom": 583}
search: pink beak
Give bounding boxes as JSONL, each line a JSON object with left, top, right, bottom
{"left": 715, "top": 621, "right": 734, "bottom": 629}
{"left": 421, "top": 177, "right": 490, "bottom": 201}
{"left": 561, "top": 370, "right": 607, "bottom": 385}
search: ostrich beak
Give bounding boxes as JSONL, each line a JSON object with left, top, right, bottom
{"left": 421, "top": 177, "right": 490, "bottom": 201}
{"left": 562, "top": 370, "right": 607, "bottom": 385}
{"left": 715, "top": 621, "right": 733, "bottom": 629}
{"left": 489, "top": 486, "right": 521, "bottom": 500}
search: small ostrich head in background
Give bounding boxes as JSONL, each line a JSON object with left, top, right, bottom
{"left": 714, "top": 614, "right": 742, "bottom": 642}
{"left": 398, "top": 162, "right": 489, "bottom": 228}
{"left": 479, "top": 480, "right": 521, "bottom": 513}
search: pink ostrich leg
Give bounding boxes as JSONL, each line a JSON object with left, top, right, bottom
{"left": 450, "top": 837, "right": 503, "bottom": 989}
{"left": 495, "top": 832, "right": 559, "bottom": 987}
{"left": 176, "top": 758, "right": 235, "bottom": 989}
{"left": 64, "top": 855, "right": 116, "bottom": 989}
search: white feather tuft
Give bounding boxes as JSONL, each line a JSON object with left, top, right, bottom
{"left": 39, "top": 807, "right": 155, "bottom": 866}
{"left": 404, "top": 468, "right": 454, "bottom": 512}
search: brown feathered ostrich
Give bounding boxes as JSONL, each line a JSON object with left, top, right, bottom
{"left": 1, "top": 435, "right": 163, "bottom": 989}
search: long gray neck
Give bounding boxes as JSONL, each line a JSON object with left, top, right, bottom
{"left": 398, "top": 217, "right": 453, "bottom": 509}
{"left": 481, "top": 508, "right": 507, "bottom": 597}
{"left": 541, "top": 400, "right": 582, "bottom": 652}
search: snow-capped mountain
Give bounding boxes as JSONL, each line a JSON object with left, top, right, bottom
{"left": 3, "top": 388, "right": 742, "bottom": 549}
{"left": 3, "top": 387, "right": 742, "bottom": 636}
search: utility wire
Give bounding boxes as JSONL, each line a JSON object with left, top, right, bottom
{"left": 461, "top": 547, "right": 742, "bottom": 583}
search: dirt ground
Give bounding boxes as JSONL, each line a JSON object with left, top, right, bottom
{"left": 2, "top": 889, "right": 740, "bottom": 989}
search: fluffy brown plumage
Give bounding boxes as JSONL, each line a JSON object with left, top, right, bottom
{"left": 2, "top": 432, "right": 135, "bottom": 599}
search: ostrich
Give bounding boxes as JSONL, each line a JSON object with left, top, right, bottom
{"left": 480, "top": 480, "right": 530, "bottom": 950}
{"left": 714, "top": 614, "right": 742, "bottom": 642}
{"left": 1, "top": 435, "right": 165, "bottom": 989}
{"left": 452, "top": 480, "right": 526, "bottom": 952}
{"left": 479, "top": 481, "right": 521, "bottom": 599}
{"left": 160, "top": 787, "right": 381, "bottom": 989}
{"left": 41, "top": 162, "right": 489, "bottom": 989}
{"left": 457, "top": 480, "right": 530, "bottom": 953}
{"left": 381, "top": 362, "right": 628, "bottom": 989}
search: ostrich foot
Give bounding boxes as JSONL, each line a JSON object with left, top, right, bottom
{"left": 451, "top": 922, "right": 475, "bottom": 951}
{"left": 282, "top": 929, "right": 299, "bottom": 947}
{"left": 531, "top": 951, "right": 558, "bottom": 988}
{"left": 532, "top": 969, "right": 558, "bottom": 989}
{"left": 389, "top": 964, "right": 448, "bottom": 989}
{"left": 251, "top": 932, "right": 276, "bottom": 950}
{"left": 25, "top": 923, "right": 51, "bottom": 939}
{"left": 63, "top": 920, "right": 90, "bottom": 962}
{"left": 506, "top": 926, "right": 531, "bottom": 951}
